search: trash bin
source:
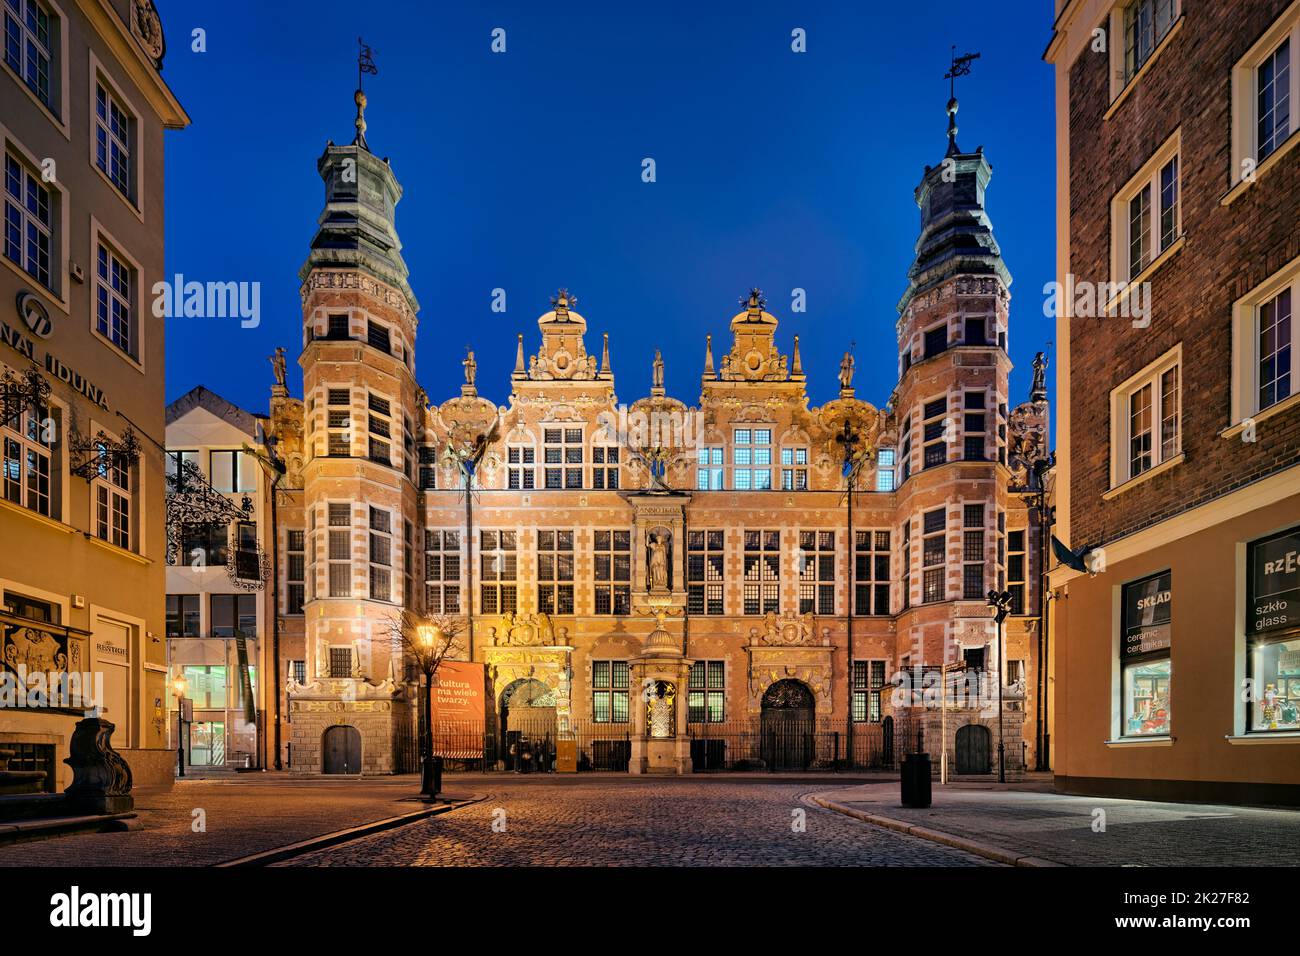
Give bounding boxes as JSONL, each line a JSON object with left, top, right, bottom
{"left": 900, "top": 752, "right": 932, "bottom": 808}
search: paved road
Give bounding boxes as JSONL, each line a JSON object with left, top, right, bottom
{"left": 279, "top": 776, "right": 993, "bottom": 866}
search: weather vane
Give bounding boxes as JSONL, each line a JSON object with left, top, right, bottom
{"left": 945, "top": 46, "right": 980, "bottom": 99}
{"left": 357, "top": 37, "right": 378, "bottom": 90}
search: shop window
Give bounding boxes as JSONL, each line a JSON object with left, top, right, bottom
{"left": 1247, "top": 527, "right": 1300, "bottom": 732}
{"left": 1120, "top": 570, "right": 1172, "bottom": 737}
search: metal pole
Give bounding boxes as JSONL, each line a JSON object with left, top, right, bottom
{"left": 941, "top": 665, "right": 948, "bottom": 784}
{"left": 421, "top": 668, "right": 434, "bottom": 797}
{"left": 176, "top": 695, "right": 185, "bottom": 778}
{"left": 997, "top": 616, "right": 1006, "bottom": 783}
{"left": 846, "top": 467, "right": 854, "bottom": 769}
{"left": 269, "top": 475, "right": 282, "bottom": 770}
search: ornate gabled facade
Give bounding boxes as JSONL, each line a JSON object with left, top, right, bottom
{"left": 262, "top": 90, "right": 1052, "bottom": 776}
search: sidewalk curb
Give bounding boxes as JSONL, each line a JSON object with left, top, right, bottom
{"left": 810, "top": 795, "right": 1066, "bottom": 867}
{"left": 213, "top": 794, "right": 485, "bottom": 867}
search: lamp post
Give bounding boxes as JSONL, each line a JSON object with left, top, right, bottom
{"left": 835, "top": 420, "right": 865, "bottom": 769}
{"left": 417, "top": 623, "right": 440, "bottom": 798}
{"left": 986, "top": 589, "right": 1012, "bottom": 783}
{"left": 173, "top": 675, "right": 188, "bottom": 779}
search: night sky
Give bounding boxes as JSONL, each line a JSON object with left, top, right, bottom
{"left": 161, "top": 0, "right": 1055, "bottom": 417}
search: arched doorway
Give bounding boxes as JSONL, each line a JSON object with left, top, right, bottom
{"left": 955, "top": 724, "right": 991, "bottom": 774}
{"left": 500, "top": 678, "right": 557, "bottom": 771}
{"left": 322, "top": 725, "right": 361, "bottom": 774}
{"left": 760, "top": 679, "right": 815, "bottom": 771}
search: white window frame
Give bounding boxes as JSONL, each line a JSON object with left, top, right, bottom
{"left": 732, "top": 427, "right": 773, "bottom": 490}
{"left": 2, "top": 0, "right": 69, "bottom": 133}
{"left": 1109, "top": 129, "right": 1182, "bottom": 286}
{"left": 1229, "top": 2, "right": 1300, "bottom": 191}
{"left": 0, "top": 383, "right": 58, "bottom": 518}
{"left": 696, "top": 446, "right": 722, "bottom": 490}
{"left": 89, "top": 217, "right": 142, "bottom": 369}
{"left": 874, "top": 448, "right": 895, "bottom": 491}
{"left": 1108, "top": 343, "right": 1182, "bottom": 490}
{"left": 1230, "top": 254, "right": 1300, "bottom": 426}
{"left": 1108, "top": 0, "right": 1181, "bottom": 99}
{"left": 3, "top": 135, "right": 66, "bottom": 303}
{"left": 780, "top": 445, "right": 807, "bottom": 490}
{"left": 91, "top": 426, "right": 133, "bottom": 552}
{"left": 507, "top": 443, "right": 536, "bottom": 490}
{"left": 88, "top": 52, "right": 141, "bottom": 215}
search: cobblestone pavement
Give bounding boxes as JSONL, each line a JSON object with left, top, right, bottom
{"left": 0, "top": 775, "right": 458, "bottom": 867}
{"left": 280, "top": 776, "right": 993, "bottom": 866}
{"left": 816, "top": 782, "right": 1300, "bottom": 866}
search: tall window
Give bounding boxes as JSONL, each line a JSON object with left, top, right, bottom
{"left": 592, "top": 530, "right": 630, "bottom": 615}
{"left": 1259, "top": 287, "right": 1292, "bottom": 412}
{"left": 733, "top": 428, "right": 772, "bottom": 490}
{"left": 3, "top": 0, "right": 52, "bottom": 106}
{"left": 1258, "top": 36, "right": 1292, "bottom": 161}
{"left": 592, "top": 445, "right": 619, "bottom": 489}
{"left": 479, "top": 530, "right": 518, "bottom": 615}
{"left": 418, "top": 446, "right": 438, "bottom": 490}
{"left": 537, "top": 530, "right": 575, "bottom": 614}
{"left": 798, "top": 530, "right": 835, "bottom": 614}
{"left": 901, "top": 520, "right": 912, "bottom": 611}
{"left": 1114, "top": 134, "right": 1181, "bottom": 283}
{"left": 922, "top": 508, "right": 946, "bottom": 604}
{"left": 326, "top": 389, "right": 351, "bottom": 457}
{"left": 507, "top": 445, "right": 534, "bottom": 489}
{"left": 93, "top": 443, "right": 130, "bottom": 550}
{"left": 687, "top": 530, "right": 725, "bottom": 615}
{"left": 592, "top": 660, "right": 629, "bottom": 723}
{"left": 94, "top": 240, "right": 133, "bottom": 357}
{"left": 852, "top": 660, "right": 886, "bottom": 723}
{"left": 327, "top": 502, "right": 351, "bottom": 598}
{"left": 366, "top": 320, "right": 391, "bottom": 354}
{"left": 875, "top": 448, "right": 896, "bottom": 491}
{"left": 368, "top": 507, "right": 391, "bottom": 602}
{"left": 166, "top": 594, "right": 199, "bottom": 638}
{"left": 962, "top": 504, "right": 985, "bottom": 600}
{"left": 210, "top": 449, "right": 257, "bottom": 494}
{"left": 424, "top": 529, "right": 461, "bottom": 614}
{"left": 1007, "top": 530, "right": 1027, "bottom": 615}
{"left": 963, "top": 392, "right": 986, "bottom": 462}
{"left": 1123, "top": 0, "right": 1177, "bottom": 84}
{"left": 5, "top": 152, "right": 52, "bottom": 289}
{"left": 900, "top": 416, "right": 913, "bottom": 483}
{"left": 367, "top": 393, "right": 391, "bottom": 466}
{"left": 1246, "top": 527, "right": 1300, "bottom": 733}
{"left": 696, "top": 446, "right": 723, "bottom": 490}
{"left": 854, "top": 530, "right": 891, "bottom": 616}
{"left": 688, "top": 660, "right": 725, "bottom": 723}
{"left": 780, "top": 447, "right": 808, "bottom": 490}
{"left": 286, "top": 529, "right": 305, "bottom": 614}
{"left": 1125, "top": 361, "right": 1179, "bottom": 480}
{"left": 95, "top": 81, "right": 132, "bottom": 198}
{"left": 742, "top": 530, "right": 780, "bottom": 614}
{"left": 543, "top": 428, "right": 583, "bottom": 489}
{"left": 1, "top": 399, "right": 54, "bottom": 517}
{"left": 1121, "top": 571, "right": 1172, "bottom": 737}
{"left": 922, "top": 397, "right": 948, "bottom": 469}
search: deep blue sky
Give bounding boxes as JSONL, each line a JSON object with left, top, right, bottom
{"left": 161, "top": 0, "right": 1055, "bottom": 416}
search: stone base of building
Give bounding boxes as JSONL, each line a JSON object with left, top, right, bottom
{"left": 288, "top": 694, "right": 411, "bottom": 775}
{"left": 1054, "top": 774, "right": 1300, "bottom": 808}
{"left": 916, "top": 709, "right": 1027, "bottom": 777}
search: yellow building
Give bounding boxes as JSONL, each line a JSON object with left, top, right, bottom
{"left": 0, "top": 0, "right": 188, "bottom": 789}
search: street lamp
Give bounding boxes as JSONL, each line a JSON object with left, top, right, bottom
{"left": 417, "top": 623, "right": 440, "bottom": 798}
{"left": 172, "top": 674, "right": 188, "bottom": 779}
{"left": 986, "top": 589, "right": 1012, "bottom": 783}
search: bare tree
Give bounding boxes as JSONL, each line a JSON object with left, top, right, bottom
{"left": 385, "top": 609, "right": 466, "bottom": 796}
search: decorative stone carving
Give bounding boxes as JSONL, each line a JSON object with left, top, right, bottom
{"left": 490, "top": 612, "right": 557, "bottom": 647}
{"left": 753, "top": 609, "right": 821, "bottom": 646}
{"left": 647, "top": 681, "right": 676, "bottom": 738}
{"left": 63, "top": 717, "right": 133, "bottom": 813}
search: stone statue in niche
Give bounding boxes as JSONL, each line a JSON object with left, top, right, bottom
{"left": 647, "top": 531, "right": 670, "bottom": 591}
{"left": 647, "top": 680, "right": 676, "bottom": 738}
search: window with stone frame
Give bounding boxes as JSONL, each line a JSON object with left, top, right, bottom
{"left": 1122, "top": 0, "right": 1179, "bottom": 85}
{"left": 922, "top": 397, "right": 949, "bottom": 469}
{"left": 592, "top": 444, "right": 620, "bottom": 489}
{"left": 922, "top": 508, "right": 946, "bottom": 604}
{"left": 592, "top": 659, "right": 629, "bottom": 723}
{"left": 732, "top": 428, "right": 773, "bottom": 490}
{"left": 424, "top": 529, "right": 461, "bottom": 615}
{"left": 1110, "top": 346, "right": 1181, "bottom": 485}
{"left": 687, "top": 530, "right": 725, "bottom": 615}
{"left": 366, "top": 319, "right": 391, "bottom": 355}
{"left": 592, "top": 530, "right": 631, "bottom": 615}
{"left": 780, "top": 446, "right": 808, "bottom": 490}
{"left": 688, "top": 660, "right": 725, "bottom": 723}
{"left": 479, "top": 530, "right": 517, "bottom": 615}
{"left": 852, "top": 660, "right": 887, "bottom": 722}
{"left": 367, "top": 393, "right": 392, "bottom": 466}
{"left": 368, "top": 506, "right": 392, "bottom": 602}
{"left": 742, "top": 529, "right": 781, "bottom": 614}
{"left": 798, "top": 530, "right": 836, "bottom": 614}
{"left": 1114, "top": 132, "right": 1181, "bottom": 282}
{"left": 326, "top": 388, "right": 351, "bottom": 457}
{"left": 1, "top": 397, "right": 56, "bottom": 518}
{"left": 900, "top": 519, "right": 912, "bottom": 611}
{"left": 94, "top": 237, "right": 135, "bottom": 359}
{"left": 962, "top": 503, "right": 985, "bottom": 600}
{"left": 328, "top": 645, "right": 355, "bottom": 679}
{"left": 963, "top": 391, "right": 987, "bottom": 461}
{"left": 923, "top": 323, "right": 949, "bottom": 359}
{"left": 287, "top": 529, "right": 305, "bottom": 614}
{"left": 508, "top": 445, "right": 535, "bottom": 489}
{"left": 900, "top": 416, "right": 913, "bottom": 483}
{"left": 1258, "top": 287, "right": 1293, "bottom": 413}
{"left": 92, "top": 440, "right": 132, "bottom": 551}
{"left": 543, "top": 427, "right": 583, "bottom": 489}
{"left": 854, "top": 530, "right": 891, "bottom": 616}
{"left": 696, "top": 446, "right": 723, "bottom": 490}
{"left": 327, "top": 502, "right": 352, "bottom": 597}
{"left": 95, "top": 79, "right": 134, "bottom": 200}
{"left": 3, "top": 151, "right": 53, "bottom": 291}
{"left": 418, "top": 445, "right": 438, "bottom": 490}
{"left": 537, "top": 529, "right": 575, "bottom": 614}
{"left": 1008, "top": 529, "right": 1027, "bottom": 615}
{"left": 4, "top": 0, "right": 54, "bottom": 108}
{"left": 875, "top": 448, "right": 896, "bottom": 492}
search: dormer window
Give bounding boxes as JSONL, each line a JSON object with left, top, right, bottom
{"left": 733, "top": 428, "right": 772, "bottom": 490}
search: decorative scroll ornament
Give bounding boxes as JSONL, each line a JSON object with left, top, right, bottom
{"left": 0, "top": 362, "right": 50, "bottom": 430}
{"left": 164, "top": 460, "right": 265, "bottom": 589}
{"left": 130, "top": 0, "right": 166, "bottom": 68}
{"left": 70, "top": 425, "right": 141, "bottom": 482}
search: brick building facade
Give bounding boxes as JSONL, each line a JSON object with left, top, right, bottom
{"left": 1047, "top": 0, "right": 1300, "bottom": 804}
{"left": 256, "top": 89, "right": 1052, "bottom": 776}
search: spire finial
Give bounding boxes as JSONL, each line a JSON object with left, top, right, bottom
{"left": 600, "top": 332, "right": 610, "bottom": 376}
{"left": 513, "top": 332, "right": 526, "bottom": 378}
{"left": 792, "top": 334, "right": 804, "bottom": 378}
{"left": 703, "top": 333, "right": 715, "bottom": 378}
{"left": 943, "top": 46, "right": 980, "bottom": 156}
{"left": 354, "top": 38, "right": 378, "bottom": 149}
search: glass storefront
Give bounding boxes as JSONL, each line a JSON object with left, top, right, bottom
{"left": 1250, "top": 637, "right": 1300, "bottom": 731}
{"left": 1120, "top": 570, "right": 1172, "bottom": 737}
{"left": 1123, "top": 659, "right": 1171, "bottom": 736}
{"left": 1247, "top": 526, "right": 1300, "bottom": 734}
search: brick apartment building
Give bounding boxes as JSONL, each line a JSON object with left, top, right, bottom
{"left": 224, "top": 84, "right": 1054, "bottom": 776}
{"left": 1046, "top": 0, "right": 1300, "bottom": 803}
